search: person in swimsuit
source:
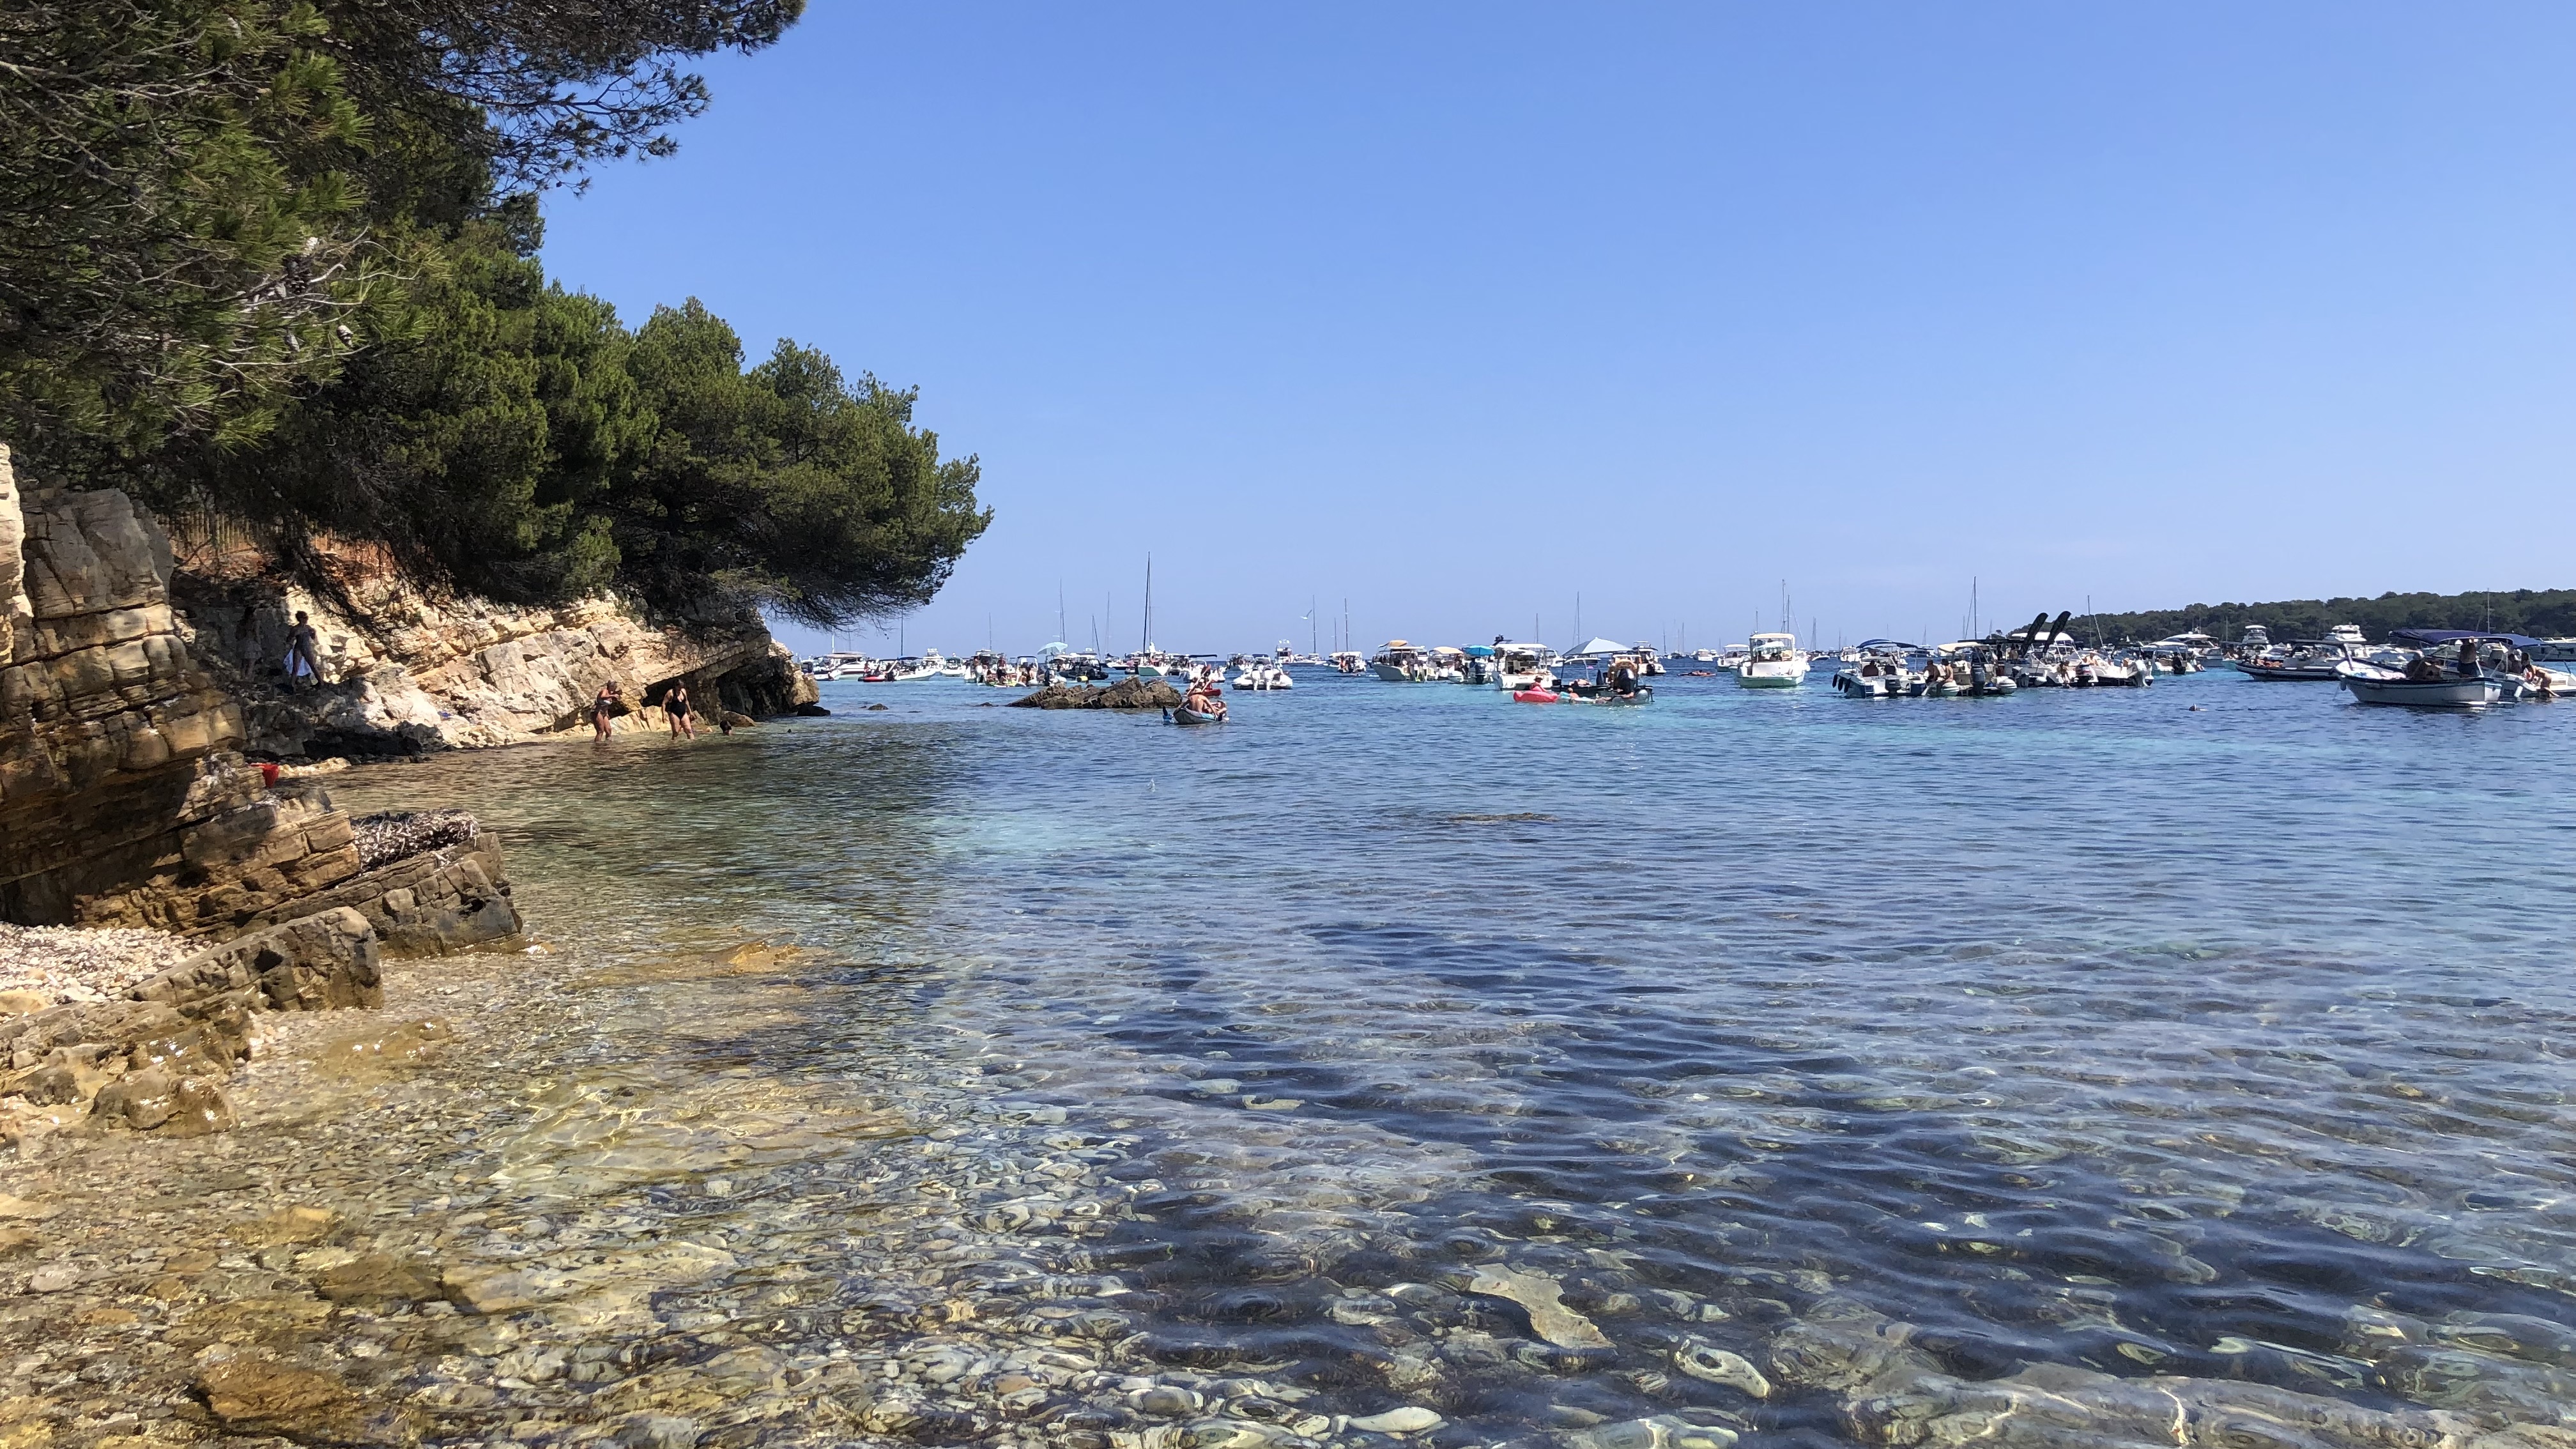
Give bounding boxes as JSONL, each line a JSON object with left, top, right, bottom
{"left": 592, "top": 683, "right": 618, "bottom": 740}
{"left": 284, "top": 610, "right": 323, "bottom": 691}
{"left": 664, "top": 682, "right": 697, "bottom": 739}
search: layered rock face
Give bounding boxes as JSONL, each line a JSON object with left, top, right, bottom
{"left": 0, "top": 447, "right": 356, "bottom": 930}
{"left": 173, "top": 556, "right": 818, "bottom": 757}
{"left": 0, "top": 447, "right": 525, "bottom": 948}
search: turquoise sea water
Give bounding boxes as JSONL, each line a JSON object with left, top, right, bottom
{"left": 342, "top": 667, "right": 2576, "bottom": 1442}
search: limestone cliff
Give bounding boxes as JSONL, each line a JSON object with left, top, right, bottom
{"left": 0, "top": 447, "right": 355, "bottom": 930}
{"left": 169, "top": 537, "right": 819, "bottom": 758}
{"left": 0, "top": 445, "right": 523, "bottom": 946}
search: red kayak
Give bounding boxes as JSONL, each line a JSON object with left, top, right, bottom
{"left": 1512, "top": 689, "right": 1562, "bottom": 704}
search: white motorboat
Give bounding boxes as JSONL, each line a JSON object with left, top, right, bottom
{"left": 1737, "top": 632, "right": 1809, "bottom": 689}
{"left": 1489, "top": 642, "right": 1558, "bottom": 691}
{"left": 2337, "top": 662, "right": 2501, "bottom": 708}
{"left": 1832, "top": 641, "right": 1915, "bottom": 697}
{"left": 2084, "top": 652, "right": 2150, "bottom": 687}
{"left": 2235, "top": 640, "right": 2353, "bottom": 681}
{"left": 1330, "top": 650, "right": 1365, "bottom": 674}
{"left": 1370, "top": 641, "right": 1438, "bottom": 682}
{"left": 1233, "top": 660, "right": 1293, "bottom": 690}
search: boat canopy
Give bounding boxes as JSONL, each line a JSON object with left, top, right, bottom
{"left": 1749, "top": 632, "right": 1796, "bottom": 645}
{"left": 1462, "top": 645, "right": 1495, "bottom": 657}
{"left": 1854, "top": 639, "right": 1922, "bottom": 652}
{"left": 1567, "top": 636, "right": 1632, "bottom": 658}
{"left": 2391, "top": 628, "right": 2546, "bottom": 648}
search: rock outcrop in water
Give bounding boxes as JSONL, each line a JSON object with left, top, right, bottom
{"left": 1011, "top": 678, "right": 1185, "bottom": 710}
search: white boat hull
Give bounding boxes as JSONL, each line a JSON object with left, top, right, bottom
{"left": 2340, "top": 674, "right": 2501, "bottom": 707}
{"left": 1737, "top": 663, "right": 1808, "bottom": 688}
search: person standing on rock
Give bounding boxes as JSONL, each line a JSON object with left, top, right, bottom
{"left": 284, "top": 611, "right": 323, "bottom": 691}
{"left": 663, "top": 682, "right": 698, "bottom": 739}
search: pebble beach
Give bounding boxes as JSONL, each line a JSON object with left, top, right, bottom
{"left": 0, "top": 924, "right": 192, "bottom": 1011}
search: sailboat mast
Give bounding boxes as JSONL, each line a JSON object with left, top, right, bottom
{"left": 1142, "top": 555, "right": 1153, "bottom": 656}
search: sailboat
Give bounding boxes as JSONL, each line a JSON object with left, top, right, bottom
{"left": 1129, "top": 555, "right": 1180, "bottom": 677}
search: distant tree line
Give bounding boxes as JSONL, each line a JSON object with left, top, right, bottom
{"left": 0, "top": 0, "right": 986, "bottom": 626}
{"left": 2075, "top": 588, "right": 2576, "bottom": 645}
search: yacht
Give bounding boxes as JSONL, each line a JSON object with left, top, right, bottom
{"left": 1330, "top": 650, "right": 1366, "bottom": 674}
{"left": 1489, "top": 642, "right": 1558, "bottom": 691}
{"left": 1736, "top": 632, "right": 1809, "bottom": 689}
{"left": 1370, "top": 641, "right": 1439, "bottom": 682}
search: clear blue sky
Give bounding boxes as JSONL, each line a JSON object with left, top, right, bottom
{"left": 539, "top": 3, "right": 2576, "bottom": 657}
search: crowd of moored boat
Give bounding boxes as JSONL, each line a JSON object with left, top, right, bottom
{"left": 805, "top": 611, "right": 2576, "bottom": 712}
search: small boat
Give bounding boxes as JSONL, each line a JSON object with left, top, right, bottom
{"left": 1370, "top": 641, "right": 1439, "bottom": 682}
{"left": 2235, "top": 641, "right": 2353, "bottom": 681}
{"left": 1737, "top": 632, "right": 1809, "bottom": 689}
{"left": 2337, "top": 662, "right": 2500, "bottom": 708}
{"left": 1489, "top": 641, "right": 1558, "bottom": 692}
{"left": 1232, "top": 661, "right": 1293, "bottom": 690}
{"left": 1165, "top": 703, "right": 1225, "bottom": 724}
{"left": 1570, "top": 686, "right": 1652, "bottom": 706}
{"left": 1832, "top": 641, "right": 1917, "bottom": 698}
{"left": 1330, "top": 650, "right": 1366, "bottom": 674}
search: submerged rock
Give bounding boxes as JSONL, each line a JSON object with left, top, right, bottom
{"left": 1673, "top": 1340, "right": 1771, "bottom": 1398}
{"left": 1467, "top": 1267, "right": 1612, "bottom": 1350}
{"left": 199, "top": 1354, "right": 401, "bottom": 1443}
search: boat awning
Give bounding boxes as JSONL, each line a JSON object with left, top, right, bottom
{"left": 1568, "top": 636, "right": 1632, "bottom": 657}
{"left": 2391, "top": 629, "right": 2545, "bottom": 648}
{"left": 1462, "top": 645, "right": 1495, "bottom": 657}
{"left": 1855, "top": 639, "right": 1922, "bottom": 652}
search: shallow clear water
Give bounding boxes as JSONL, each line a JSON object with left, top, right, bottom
{"left": 293, "top": 668, "right": 2576, "bottom": 1442}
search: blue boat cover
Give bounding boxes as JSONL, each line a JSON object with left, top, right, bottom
{"left": 2391, "top": 629, "right": 2546, "bottom": 648}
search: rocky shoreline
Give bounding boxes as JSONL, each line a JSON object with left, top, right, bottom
{"left": 1, "top": 810, "right": 519, "bottom": 1153}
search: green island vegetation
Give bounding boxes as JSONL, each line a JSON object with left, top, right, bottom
{"left": 0, "top": 0, "right": 986, "bottom": 625}
{"left": 2081, "top": 588, "right": 2576, "bottom": 645}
